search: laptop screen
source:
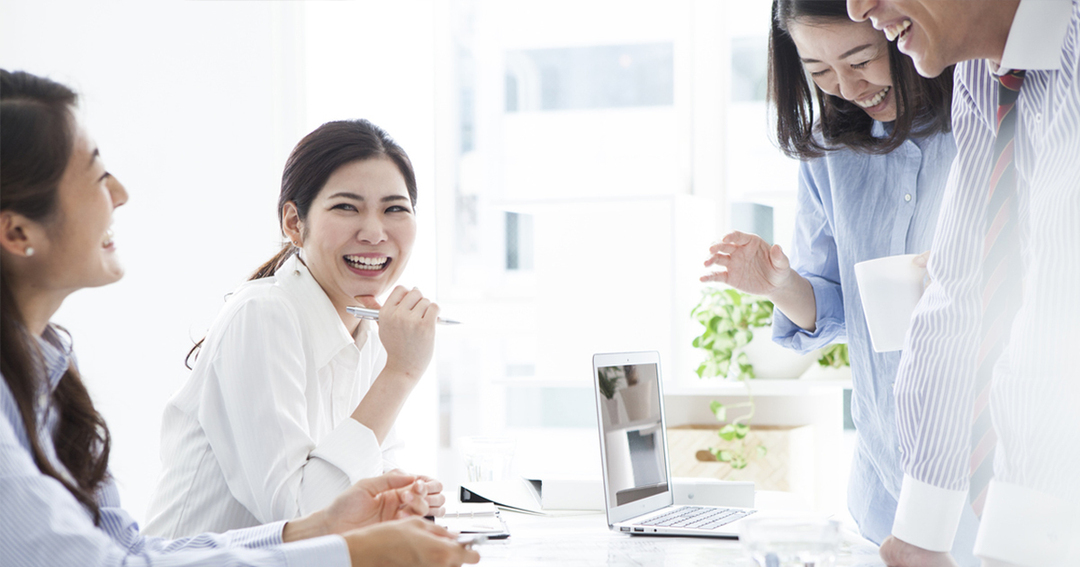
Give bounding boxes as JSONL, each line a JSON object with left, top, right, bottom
{"left": 595, "top": 355, "right": 670, "bottom": 510}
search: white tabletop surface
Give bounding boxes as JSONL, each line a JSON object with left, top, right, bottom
{"left": 471, "top": 510, "right": 886, "bottom": 566}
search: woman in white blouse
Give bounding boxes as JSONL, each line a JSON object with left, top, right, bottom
{"left": 146, "top": 119, "right": 443, "bottom": 537}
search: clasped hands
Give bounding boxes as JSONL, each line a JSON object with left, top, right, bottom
{"left": 284, "top": 471, "right": 480, "bottom": 567}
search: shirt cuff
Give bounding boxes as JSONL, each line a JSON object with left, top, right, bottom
{"left": 227, "top": 520, "right": 291, "bottom": 548}
{"left": 281, "top": 534, "right": 351, "bottom": 567}
{"left": 771, "top": 277, "right": 845, "bottom": 354}
{"left": 891, "top": 474, "right": 967, "bottom": 552}
{"left": 310, "top": 418, "right": 384, "bottom": 485}
{"left": 973, "top": 479, "right": 1077, "bottom": 565}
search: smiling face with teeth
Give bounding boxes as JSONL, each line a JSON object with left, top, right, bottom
{"left": 788, "top": 18, "right": 897, "bottom": 122}
{"left": 284, "top": 156, "right": 416, "bottom": 315}
{"left": 846, "top": 0, "right": 1017, "bottom": 79}
{"left": 20, "top": 121, "right": 129, "bottom": 296}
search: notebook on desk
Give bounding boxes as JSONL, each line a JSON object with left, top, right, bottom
{"left": 592, "top": 351, "right": 758, "bottom": 538}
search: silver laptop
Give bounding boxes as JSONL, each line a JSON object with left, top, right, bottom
{"left": 592, "top": 350, "right": 757, "bottom": 537}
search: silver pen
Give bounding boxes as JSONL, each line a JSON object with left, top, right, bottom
{"left": 346, "top": 305, "right": 462, "bottom": 325}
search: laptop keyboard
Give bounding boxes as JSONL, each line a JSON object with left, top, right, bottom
{"left": 635, "top": 505, "right": 756, "bottom": 530}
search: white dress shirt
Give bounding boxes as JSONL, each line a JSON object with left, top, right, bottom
{"left": 890, "top": 1, "right": 1080, "bottom": 564}
{"left": 146, "top": 254, "right": 402, "bottom": 538}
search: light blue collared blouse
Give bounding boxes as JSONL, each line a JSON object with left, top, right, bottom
{"left": 0, "top": 325, "right": 348, "bottom": 566}
{"left": 769, "top": 123, "right": 978, "bottom": 563}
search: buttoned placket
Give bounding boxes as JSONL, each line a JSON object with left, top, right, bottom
{"left": 889, "top": 139, "right": 922, "bottom": 256}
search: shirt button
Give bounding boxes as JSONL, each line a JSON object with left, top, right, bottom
{"left": 904, "top": 193, "right": 912, "bottom": 202}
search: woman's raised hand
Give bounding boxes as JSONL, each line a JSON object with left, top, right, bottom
{"left": 700, "top": 231, "right": 793, "bottom": 297}
{"left": 357, "top": 286, "right": 438, "bottom": 382}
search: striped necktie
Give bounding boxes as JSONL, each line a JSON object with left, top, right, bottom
{"left": 970, "top": 69, "right": 1025, "bottom": 517}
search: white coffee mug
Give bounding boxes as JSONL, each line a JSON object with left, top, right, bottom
{"left": 854, "top": 253, "right": 927, "bottom": 352}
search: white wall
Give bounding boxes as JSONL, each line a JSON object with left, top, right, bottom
{"left": 1, "top": 0, "right": 437, "bottom": 523}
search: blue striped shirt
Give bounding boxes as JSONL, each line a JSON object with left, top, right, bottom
{"left": 0, "top": 326, "right": 349, "bottom": 566}
{"left": 890, "top": 0, "right": 1080, "bottom": 555}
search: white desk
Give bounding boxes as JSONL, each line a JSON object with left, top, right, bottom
{"left": 473, "top": 510, "right": 886, "bottom": 566}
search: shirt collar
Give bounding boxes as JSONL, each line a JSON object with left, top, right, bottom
{"left": 871, "top": 120, "right": 887, "bottom": 138}
{"left": 997, "top": 0, "right": 1073, "bottom": 73}
{"left": 36, "top": 325, "right": 73, "bottom": 394}
{"left": 274, "top": 253, "right": 357, "bottom": 368}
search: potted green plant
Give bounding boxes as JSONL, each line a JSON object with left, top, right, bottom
{"left": 690, "top": 287, "right": 775, "bottom": 469}
{"left": 597, "top": 366, "right": 625, "bottom": 426}
{"left": 803, "top": 343, "right": 852, "bottom": 380}
{"left": 691, "top": 287, "right": 774, "bottom": 381}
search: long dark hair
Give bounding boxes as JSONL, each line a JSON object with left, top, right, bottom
{"left": 185, "top": 119, "right": 418, "bottom": 368}
{"left": 0, "top": 69, "right": 112, "bottom": 524}
{"left": 769, "top": 0, "right": 953, "bottom": 160}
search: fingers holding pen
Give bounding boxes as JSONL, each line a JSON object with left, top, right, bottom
{"left": 378, "top": 286, "right": 438, "bottom": 381}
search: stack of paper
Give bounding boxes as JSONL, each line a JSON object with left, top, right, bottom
{"left": 435, "top": 502, "right": 510, "bottom": 538}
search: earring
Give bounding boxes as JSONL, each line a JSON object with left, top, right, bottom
{"left": 25, "top": 247, "right": 34, "bottom": 257}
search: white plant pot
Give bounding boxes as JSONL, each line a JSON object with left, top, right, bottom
{"left": 737, "top": 325, "right": 817, "bottom": 380}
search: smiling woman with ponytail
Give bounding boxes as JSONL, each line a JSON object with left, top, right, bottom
{"left": 145, "top": 118, "right": 446, "bottom": 538}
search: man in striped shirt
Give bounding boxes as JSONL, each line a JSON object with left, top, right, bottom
{"left": 846, "top": 1, "right": 1080, "bottom": 566}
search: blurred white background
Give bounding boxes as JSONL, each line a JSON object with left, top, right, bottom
{"left": 1, "top": 0, "right": 805, "bottom": 523}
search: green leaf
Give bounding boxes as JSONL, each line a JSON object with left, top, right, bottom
{"left": 709, "top": 400, "right": 726, "bottom": 420}
{"left": 734, "top": 329, "right": 751, "bottom": 347}
{"left": 716, "top": 450, "right": 734, "bottom": 462}
{"left": 708, "top": 315, "right": 722, "bottom": 334}
{"left": 718, "top": 424, "right": 738, "bottom": 441}
{"left": 733, "top": 423, "right": 750, "bottom": 439}
{"left": 756, "top": 445, "right": 768, "bottom": 457}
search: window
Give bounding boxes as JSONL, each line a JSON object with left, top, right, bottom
{"left": 433, "top": 0, "right": 798, "bottom": 482}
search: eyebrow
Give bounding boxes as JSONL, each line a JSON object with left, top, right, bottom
{"left": 801, "top": 43, "right": 875, "bottom": 64}
{"left": 88, "top": 148, "right": 100, "bottom": 168}
{"left": 327, "top": 192, "right": 410, "bottom": 203}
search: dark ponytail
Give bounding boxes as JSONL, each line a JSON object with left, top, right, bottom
{"left": 185, "top": 119, "right": 418, "bottom": 368}
{"left": 1, "top": 69, "right": 111, "bottom": 524}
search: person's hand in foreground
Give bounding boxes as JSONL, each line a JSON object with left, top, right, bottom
{"left": 345, "top": 517, "right": 481, "bottom": 567}
{"left": 385, "top": 469, "right": 447, "bottom": 518}
{"left": 701, "top": 230, "right": 795, "bottom": 296}
{"left": 284, "top": 472, "right": 433, "bottom": 541}
{"left": 879, "top": 535, "right": 959, "bottom": 567}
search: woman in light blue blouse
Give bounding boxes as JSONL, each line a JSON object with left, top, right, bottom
{"left": 701, "top": 1, "right": 979, "bottom": 563}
